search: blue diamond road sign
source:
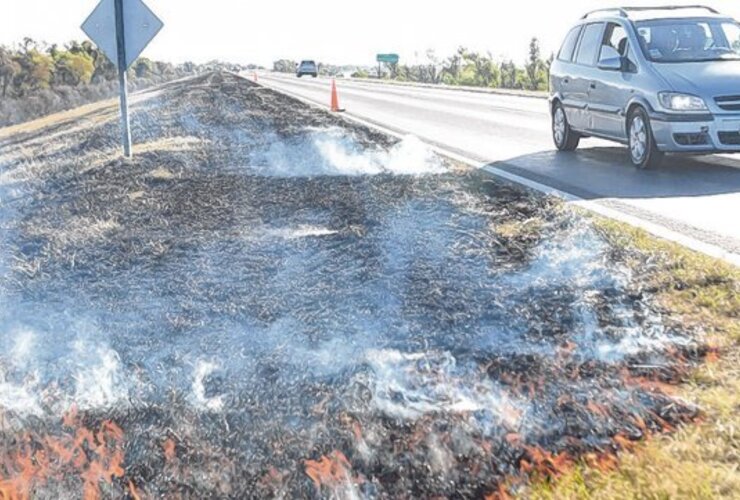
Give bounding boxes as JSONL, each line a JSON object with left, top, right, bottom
{"left": 82, "top": 0, "right": 163, "bottom": 69}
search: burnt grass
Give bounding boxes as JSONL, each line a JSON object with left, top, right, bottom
{"left": 0, "top": 72, "right": 707, "bottom": 498}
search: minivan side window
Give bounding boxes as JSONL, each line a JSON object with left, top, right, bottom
{"left": 558, "top": 26, "right": 583, "bottom": 62}
{"left": 575, "top": 23, "right": 605, "bottom": 66}
{"left": 600, "top": 23, "right": 638, "bottom": 72}
{"left": 603, "top": 23, "right": 628, "bottom": 56}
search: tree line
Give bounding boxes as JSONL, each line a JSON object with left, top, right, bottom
{"left": 0, "top": 38, "right": 207, "bottom": 127}
{"left": 0, "top": 38, "right": 194, "bottom": 98}
{"left": 272, "top": 38, "right": 552, "bottom": 92}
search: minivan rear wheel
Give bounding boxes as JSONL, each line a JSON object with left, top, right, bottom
{"left": 628, "top": 108, "right": 664, "bottom": 169}
{"left": 552, "top": 102, "right": 580, "bottom": 151}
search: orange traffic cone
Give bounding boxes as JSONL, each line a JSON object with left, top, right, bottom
{"left": 330, "top": 79, "right": 344, "bottom": 112}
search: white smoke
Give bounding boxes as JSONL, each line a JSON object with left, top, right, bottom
{"left": 250, "top": 128, "right": 445, "bottom": 177}
{"left": 361, "top": 349, "right": 525, "bottom": 430}
{"left": 191, "top": 360, "right": 225, "bottom": 412}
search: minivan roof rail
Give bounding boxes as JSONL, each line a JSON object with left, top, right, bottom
{"left": 582, "top": 5, "right": 719, "bottom": 20}
{"left": 582, "top": 8, "right": 628, "bottom": 19}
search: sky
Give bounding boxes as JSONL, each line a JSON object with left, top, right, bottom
{"left": 2, "top": 1, "right": 740, "bottom": 67}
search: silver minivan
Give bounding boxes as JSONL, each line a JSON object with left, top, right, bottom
{"left": 550, "top": 6, "right": 740, "bottom": 168}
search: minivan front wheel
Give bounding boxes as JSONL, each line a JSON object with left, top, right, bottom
{"left": 628, "top": 108, "right": 664, "bottom": 169}
{"left": 552, "top": 103, "right": 580, "bottom": 151}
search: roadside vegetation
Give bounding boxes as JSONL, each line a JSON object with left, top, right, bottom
{"left": 0, "top": 38, "right": 244, "bottom": 127}
{"left": 273, "top": 37, "right": 552, "bottom": 91}
{"left": 525, "top": 218, "right": 740, "bottom": 499}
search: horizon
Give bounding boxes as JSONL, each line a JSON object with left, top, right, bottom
{"left": 2, "top": 1, "right": 740, "bottom": 67}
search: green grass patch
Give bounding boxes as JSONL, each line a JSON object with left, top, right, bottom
{"left": 525, "top": 216, "right": 740, "bottom": 499}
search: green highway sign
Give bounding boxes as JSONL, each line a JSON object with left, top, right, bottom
{"left": 376, "top": 53, "right": 400, "bottom": 64}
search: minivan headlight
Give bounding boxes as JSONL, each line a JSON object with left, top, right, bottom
{"left": 658, "top": 92, "right": 708, "bottom": 112}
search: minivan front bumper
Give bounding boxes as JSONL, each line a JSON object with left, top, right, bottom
{"left": 651, "top": 113, "right": 740, "bottom": 153}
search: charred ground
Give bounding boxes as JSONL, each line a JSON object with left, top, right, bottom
{"left": 0, "top": 72, "right": 709, "bottom": 498}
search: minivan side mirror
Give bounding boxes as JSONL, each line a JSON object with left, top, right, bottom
{"left": 598, "top": 46, "right": 623, "bottom": 71}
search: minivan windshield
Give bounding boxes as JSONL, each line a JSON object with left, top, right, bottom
{"left": 636, "top": 18, "right": 740, "bottom": 62}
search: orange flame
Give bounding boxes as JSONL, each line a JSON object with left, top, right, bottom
{"left": 621, "top": 369, "right": 677, "bottom": 395}
{"left": 613, "top": 433, "right": 636, "bottom": 451}
{"left": 705, "top": 347, "right": 720, "bottom": 364}
{"left": 521, "top": 446, "right": 574, "bottom": 479}
{"left": 504, "top": 433, "right": 522, "bottom": 446}
{"left": 163, "top": 438, "right": 177, "bottom": 463}
{"left": 304, "top": 450, "right": 353, "bottom": 491}
{"left": 484, "top": 484, "right": 512, "bottom": 500}
{"left": 631, "top": 414, "right": 648, "bottom": 433}
{"left": 584, "top": 452, "right": 620, "bottom": 473}
{"left": 0, "top": 409, "right": 127, "bottom": 500}
{"left": 127, "top": 480, "right": 142, "bottom": 500}
{"left": 586, "top": 401, "right": 610, "bottom": 418}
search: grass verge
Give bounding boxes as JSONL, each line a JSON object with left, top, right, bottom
{"left": 526, "top": 216, "right": 740, "bottom": 499}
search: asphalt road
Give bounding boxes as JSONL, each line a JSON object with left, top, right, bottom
{"left": 255, "top": 72, "right": 740, "bottom": 263}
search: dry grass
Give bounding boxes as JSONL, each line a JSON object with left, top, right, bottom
{"left": 147, "top": 167, "right": 176, "bottom": 180}
{"left": 25, "top": 217, "right": 120, "bottom": 250}
{"left": 74, "top": 137, "right": 203, "bottom": 177}
{"left": 494, "top": 218, "right": 544, "bottom": 239}
{"left": 134, "top": 136, "right": 205, "bottom": 155}
{"left": 526, "top": 218, "right": 740, "bottom": 499}
{"left": 0, "top": 98, "right": 118, "bottom": 140}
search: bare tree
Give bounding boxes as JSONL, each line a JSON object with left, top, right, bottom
{"left": 0, "top": 47, "right": 20, "bottom": 97}
{"left": 525, "top": 37, "right": 545, "bottom": 91}
{"left": 425, "top": 49, "right": 442, "bottom": 84}
{"left": 442, "top": 46, "right": 466, "bottom": 82}
{"left": 273, "top": 60, "right": 298, "bottom": 73}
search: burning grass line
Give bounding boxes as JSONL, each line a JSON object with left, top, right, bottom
{"left": 523, "top": 217, "right": 740, "bottom": 499}
{"left": 1, "top": 72, "right": 724, "bottom": 498}
{"left": 0, "top": 409, "right": 130, "bottom": 500}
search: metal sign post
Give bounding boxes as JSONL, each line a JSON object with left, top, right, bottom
{"left": 376, "top": 54, "right": 400, "bottom": 79}
{"left": 82, "top": 0, "right": 163, "bottom": 158}
{"left": 114, "top": 0, "right": 132, "bottom": 157}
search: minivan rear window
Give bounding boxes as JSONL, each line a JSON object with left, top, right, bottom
{"left": 575, "top": 23, "right": 605, "bottom": 66}
{"left": 558, "top": 26, "right": 583, "bottom": 62}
